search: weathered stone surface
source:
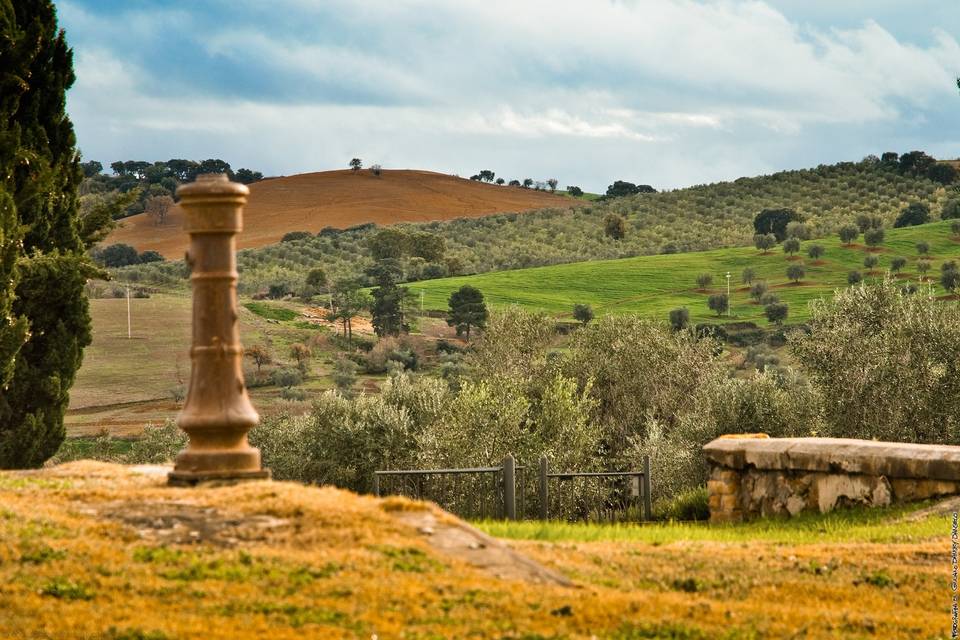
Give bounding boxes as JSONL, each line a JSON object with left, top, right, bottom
{"left": 705, "top": 436, "right": 960, "bottom": 522}
{"left": 703, "top": 437, "right": 960, "bottom": 481}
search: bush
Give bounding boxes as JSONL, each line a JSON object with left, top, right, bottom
{"left": 695, "top": 273, "right": 713, "bottom": 289}
{"left": 138, "top": 250, "right": 163, "bottom": 263}
{"left": 916, "top": 241, "right": 930, "bottom": 255}
{"left": 741, "top": 267, "right": 755, "bottom": 285}
{"left": 786, "top": 264, "right": 805, "bottom": 282}
{"left": 790, "top": 278, "right": 960, "bottom": 443}
{"left": 765, "top": 302, "right": 789, "bottom": 324}
{"left": 807, "top": 244, "right": 825, "bottom": 260}
{"left": 749, "top": 281, "right": 768, "bottom": 302}
{"left": 838, "top": 225, "right": 859, "bottom": 245}
{"left": 572, "top": 303, "right": 594, "bottom": 326}
{"left": 893, "top": 202, "right": 930, "bottom": 228}
{"left": 271, "top": 367, "right": 303, "bottom": 389}
{"left": 890, "top": 257, "right": 907, "bottom": 273}
{"left": 280, "top": 387, "right": 309, "bottom": 401}
{"left": 98, "top": 243, "right": 140, "bottom": 267}
{"left": 942, "top": 198, "right": 960, "bottom": 220}
{"left": 782, "top": 238, "right": 800, "bottom": 255}
{"left": 707, "top": 293, "right": 728, "bottom": 316}
{"left": 864, "top": 228, "right": 885, "bottom": 248}
{"left": 653, "top": 487, "right": 709, "bottom": 521}
{"left": 952, "top": 220, "right": 960, "bottom": 236}
{"left": 863, "top": 255, "right": 879, "bottom": 270}
{"left": 848, "top": 270, "right": 863, "bottom": 284}
{"left": 668, "top": 307, "right": 689, "bottom": 331}
{"left": 281, "top": 231, "right": 312, "bottom": 243}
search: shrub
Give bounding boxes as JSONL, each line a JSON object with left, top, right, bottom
{"left": 765, "top": 302, "right": 789, "bottom": 324}
{"left": 916, "top": 241, "right": 930, "bottom": 255}
{"left": 99, "top": 243, "right": 140, "bottom": 267}
{"left": 864, "top": 228, "right": 885, "bottom": 248}
{"left": 749, "top": 281, "right": 768, "bottom": 302}
{"left": 741, "top": 267, "right": 755, "bottom": 285}
{"left": 942, "top": 261, "right": 960, "bottom": 294}
{"left": 890, "top": 257, "right": 907, "bottom": 273}
{"left": 759, "top": 292, "right": 779, "bottom": 306}
{"left": 707, "top": 293, "right": 728, "bottom": 316}
{"left": 785, "top": 221, "right": 811, "bottom": 241}
{"left": 653, "top": 487, "right": 709, "bottom": 521}
{"left": 863, "top": 255, "right": 879, "bottom": 270}
{"left": 668, "top": 307, "right": 690, "bottom": 331}
{"left": 942, "top": 198, "right": 960, "bottom": 220}
{"left": 807, "top": 244, "right": 825, "bottom": 260}
{"left": 695, "top": 273, "right": 713, "bottom": 289}
{"left": 604, "top": 213, "right": 626, "bottom": 240}
{"left": 753, "top": 233, "right": 776, "bottom": 252}
{"left": 786, "top": 264, "right": 805, "bottom": 283}
{"left": 138, "top": 250, "right": 163, "bottom": 263}
{"left": 838, "top": 225, "right": 859, "bottom": 245}
{"left": 782, "top": 238, "right": 800, "bottom": 256}
{"left": 916, "top": 261, "right": 931, "bottom": 278}
{"left": 125, "top": 421, "right": 187, "bottom": 464}
{"left": 790, "top": 278, "right": 960, "bottom": 442}
{"left": 281, "top": 231, "right": 312, "bottom": 243}
{"left": 572, "top": 303, "right": 594, "bottom": 326}
{"left": 893, "top": 202, "right": 930, "bottom": 228}
{"left": 952, "top": 220, "right": 960, "bottom": 236}
{"left": 847, "top": 270, "right": 863, "bottom": 284}
{"left": 333, "top": 357, "right": 358, "bottom": 395}
{"left": 271, "top": 367, "right": 303, "bottom": 389}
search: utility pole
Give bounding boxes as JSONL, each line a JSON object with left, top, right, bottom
{"left": 126, "top": 285, "right": 132, "bottom": 339}
{"left": 420, "top": 290, "right": 424, "bottom": 313}
{"left": 726, "top": 272, "right": 731, "bottom": 317}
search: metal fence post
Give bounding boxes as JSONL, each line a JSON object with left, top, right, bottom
{"left": 538, "top": 455, "right": 549, "bottom": 520}
{"left": 502, "top": 454, "right": 517, "bottom": 521}
{"left": 642, "top": 455, "right": 652, "bottom": 521}
{"left": 373, "top": 473, "right": 380, "bottom": 498}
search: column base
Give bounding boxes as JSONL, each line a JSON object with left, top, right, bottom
{"left": 167, "top": 468, "right": 271, "bottom": 487}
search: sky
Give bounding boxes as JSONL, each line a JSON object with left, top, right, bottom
{"left": 56, "top": 0, "right": 960, "bottom": 193}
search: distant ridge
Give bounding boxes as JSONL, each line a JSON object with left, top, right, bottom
{"left": 105, "top": 169, "right": 576, "bottom": 258}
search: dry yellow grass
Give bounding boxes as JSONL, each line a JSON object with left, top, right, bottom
{"left": 0, "top": 462, "right": 950, "bottom": 639}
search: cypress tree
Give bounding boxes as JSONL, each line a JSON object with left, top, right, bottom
{"left": 0, "top": 1, "right": 96, "bottom": 467}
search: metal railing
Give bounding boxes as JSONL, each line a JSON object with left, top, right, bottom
{"left": 374, "top": 454, "right": 651, "bottom": 522}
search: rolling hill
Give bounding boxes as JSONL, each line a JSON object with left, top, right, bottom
{"left": 117, "top": 158, "right": 954, "bottom": 295}
{"left": 408, "top": 219, "right": 960, "bottom": 325}
{"left": 105, "top": 169, "right": 576, "bottom": 258}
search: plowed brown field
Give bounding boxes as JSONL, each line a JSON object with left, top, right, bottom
{"left": 106, "top": 169, "right": 576, "bottom": 258}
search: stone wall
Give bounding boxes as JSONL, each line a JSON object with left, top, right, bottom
{"left": 703, "top": 436, "right": 960, "bottom": 523}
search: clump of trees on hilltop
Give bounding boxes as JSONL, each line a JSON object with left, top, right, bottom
{"left": 80, "top": 157, "right": 264, "bottom": 220}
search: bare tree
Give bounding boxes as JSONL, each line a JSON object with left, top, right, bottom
{"left": 145, "top": 195, "right": 174, "bottom": 226}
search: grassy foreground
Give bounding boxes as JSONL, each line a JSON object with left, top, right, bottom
{"left": 410, "top": 219, "right": 960, "bottom": 324}
{"left": 0, "top": 462, "right": 950, "bottom": 639}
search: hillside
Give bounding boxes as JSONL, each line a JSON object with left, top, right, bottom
{"left": 105, "top": 169, "right": 576, "bottom": 258}
{"left": 0, "top": 462, "right": 948, "bottom": 639}
{"left": 117, "top": 158, "right": 954, "bottom": 295}
{"left": 410, "top": 219, "right": 960, "bottom": 325}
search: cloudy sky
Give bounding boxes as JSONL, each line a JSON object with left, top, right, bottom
{"left": 57, "top": 0, "right": 959, "bottom": 193}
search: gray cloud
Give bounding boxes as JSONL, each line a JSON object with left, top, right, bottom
{"left": 60, "top": 0, "right": 960, "bottom": 192}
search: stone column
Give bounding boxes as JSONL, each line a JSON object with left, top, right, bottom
{"left": 168, "top": 174, "right": 270, "bottom": 486}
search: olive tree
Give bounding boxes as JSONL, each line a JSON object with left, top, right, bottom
{"left": 786, "top": 264, "right": 805, "bottom": 283}
{"left": 838, "top": 225, "right": 859, "bottom": 246}
{"left": 789, "top": 279, "right": 960, "bottom": 443}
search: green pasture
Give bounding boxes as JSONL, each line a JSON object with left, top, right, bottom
{"left": 409, "top": 219, "right": 960, "bottom": 325}
{"left": 475, "top": 500, "right": 945, "bottom": 546}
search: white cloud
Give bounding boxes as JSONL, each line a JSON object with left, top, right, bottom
{"left": 62, "top": 0, "right": 960, "bottom": 191}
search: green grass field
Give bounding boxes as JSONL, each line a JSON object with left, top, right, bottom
{"left": 409, "top": 219, "right": 960, "bottom": 325}
{"left": 476, "top": 501, "right": 944, "bottom": 545}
